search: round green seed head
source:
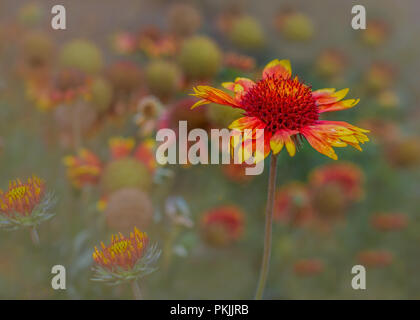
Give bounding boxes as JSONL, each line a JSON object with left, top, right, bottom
{"left": 101, "top": 157, "right": 152, "bottom": 194}
{"left": 229, "top": 16, "right": 265, "bottom": 50}
{"left": 145, "top": 60, "right": 181, "bottom": 100}
{"left": 178, "top": 36, "right": 222, "bottom": 80}
{"left": 59, "top": 39, "right": 103, "bottom": 74}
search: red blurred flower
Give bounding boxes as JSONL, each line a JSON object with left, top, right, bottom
{"left": 224, "top": 52, "right": 256, "bottom": 72}
{"left": 221, "top": 162, "right": 255, "bottom": 184}
{"left": 138, "top": 26, "right": 177, "bottom": 58}
{"left": 293, "top": 258, "right": 325, "bottom": 277}
{"left": 315, "top": 49, "right": 348, "bottom": 79}
{"left": 133, "top": 139, "right": 157, "bottom": 173}
{"left": 357, "top": 250, "right": 393, "bottom": 268}
{"left": 385, "top": 136, "right": 420, "bottom": 169}
{"left": 371, "top": 213, "right": 408, "bottom": 232}
{"left": 365, "top": 62, "right": 395, "bottom": 92}
{"left": 273, "top": 182, "right": 313, "bottom": 226}
{"left": 109, "top": 137, "right": 135, "bottom": 160}
{"left": 309, "top": 162, "right": 364, "bottom": 202}
{"left": 360, "top": 19, "right": 390, "bottom": 47}
{"left": 26, "top": 69, "right": 92, "bottom": 111}
{"left": 200, "top": 205, "right": 245, "bottom": 247}
{"left": 216, "top": 6, "right": 243, "bottom": 34}
{"left": 111, "top": 32, "right": 137, "bottom": 55}
{"left": 358, "top": 118, "right": 401, "bottom": 145}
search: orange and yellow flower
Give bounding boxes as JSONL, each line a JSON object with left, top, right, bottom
{"left": 92, "top": 227, "right": 160, "bottom": 284}
{"left": 0, "top": 176, "right": 55, "bottom": 230}
{"left": 63, "top": 149, "right": 102, "bottom": 188}
{"left": 138, "top": 27, "right": 177, "bottom": 58}
{"left": 93, "top": 227, "right": 149, "bottom": 271}
{"left": 357, "top": 250, "right": 393, "bottom": 268}
{"left": 134, "top": 139, "right": 158, "bottom": 173}
{"left": 107, "top": 137, "right": 157, "bottom": 173}
{"left": 200, "top": 205, "right": 245, "bottom": 247}
{"left": 0, "top": 176, "right": 45, "bottom": 216}
{"left": 191, "top": 59, "right": 369, "bottom": 162}
{"left": 109, "top": 137, "right": 136, "bottom": 160}
{"left": 26, "top": 69, "right": 92, "bottom": 111}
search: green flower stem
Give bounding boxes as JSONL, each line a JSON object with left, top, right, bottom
{"left": 131, "top": 280, "right": 142, "bottom": 300}
{"left": 255, "top": 153, "right": 278, "bottom": 300}
{"left": 30, "top": 227, "right": 40, "bottom": 246}
{"left": 162, "top": 225, "right": 180, "bottom": 273}
{"left": 72, "top": 100, "right": 82, "bottom": 150}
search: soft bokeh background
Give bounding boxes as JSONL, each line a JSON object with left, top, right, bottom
{"left": 0, "top": 0, "right": 419, "bottom": 299}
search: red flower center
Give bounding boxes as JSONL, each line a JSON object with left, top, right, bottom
{"left": 241, "top": 76, "right": 319, "bottom": 133}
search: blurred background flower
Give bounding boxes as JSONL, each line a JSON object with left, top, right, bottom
{"left": 200, "top": 205, "right": 245, "bottom": 248}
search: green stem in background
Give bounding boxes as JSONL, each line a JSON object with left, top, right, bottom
{"left": 162, "top": 225, "right": 180, "bottom": 274}
{"left": 131, "top": 280, "right": 142, "bottom": 300}
{"left": 72, "top": 101, "right": 82, "bottom": 150}
{"left": 255, "top": 153, "right": 278, "bottom": 300}
{"left": 30, "top": 227, "right": 40, "bottom": 246}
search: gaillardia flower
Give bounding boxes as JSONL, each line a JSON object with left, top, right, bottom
{"left": 309, "top": 162, "right": 364, "bottom": 202}
{"left": 63, "top": 149, "right": 102, "bottom": 188}
{"left": 293, "top": 258, "right": 325, "bottom": 277}
{"left": 0, "top": 176, "right": 55, "bottom": 230}
{"left": 111, "top": 32, "right": 137, "bottom": 55}
{"left": 92, "top": 227, "right": 160, "bottom": 285}
{"left": 223, "top": 52, "right": 256, "bottom": 72}
{"left": 138, "top": 27, "right": 177, "bottom": 58}
{"left": 191, "top": 59, "right": 369, "bottom": 162}
{"left": 371, "top": 213, "right": 408, "bottom": 232}
{"left": 109, "top": 136, "right": 135, "bottom": 160}
{"left": 273, "top": 182, "right": 313, "bottom": 226}
{"left": 357, "top": 250, "right": 393, "bottom": 268}
{"left": 200, "top": 205, "right": 245, "bottom": 247}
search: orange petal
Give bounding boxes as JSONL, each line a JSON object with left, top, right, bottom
{"left": 301, "top": 120, "right": 370, "bottom": 159}
{"left": 230, "top": 128, "right": 270, "bottom": 164}
{"left": 318, "top": 98, "right": 360, "bottom": 113}
{"left": 221, "top": 82, "right": 236, "bottom": 91}
{"left": 228, "top": 116, "right": 266, "bottom": 131}
{"left": 222, "top": 77, "right": 255, "bottom": 103}
{"left": 302, "top": 127, "right": 338, "bottom": 160}
{"left": 234, "top": 77, "right": 255, "bottom": 91}
{"left": 317, "top": 120, "right": 370, "bottom": 134}
{"left": 190, "top": 99, "right": 211, "bottom": 109}
{"left": 312, "top": 88, "right": 349, "bottom": 105}
{"left": 190, "top": 86, "right": 240, "bottom": 109}
{"left": 262, "top": 59, "right": 292, "bottom": 80}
